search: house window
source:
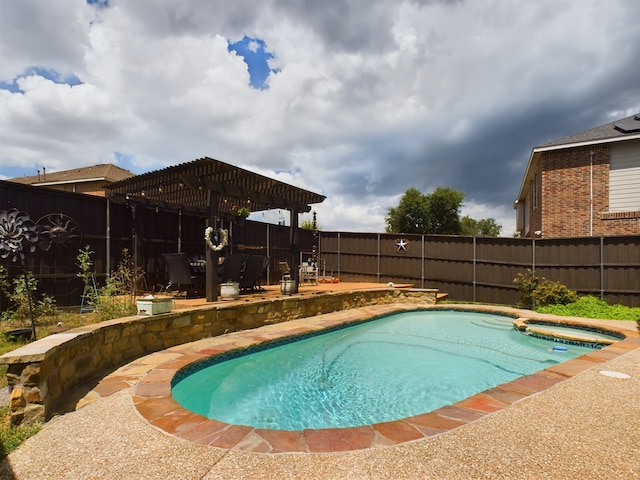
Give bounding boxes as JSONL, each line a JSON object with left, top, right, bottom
{"left": 609, "top": 139, "right": 640, "bottom": 212}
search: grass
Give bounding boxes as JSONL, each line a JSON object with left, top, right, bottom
{"left": 0, "top": 405, "right": 41, "bottom": 458}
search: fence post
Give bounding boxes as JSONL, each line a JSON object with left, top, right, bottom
{"left": 472, "top": 236, "right": 477, "bottom": 303}
{"left": 377, "top": 233, "right": 381, "bottom": 283}
{"left": 532, "top": 238, "right": 536, "bottom": 274}
{"left": 421, "top": 234, "right": 425, "bottom": 289}
{"left": 266, "top": 223, "right": 271, "bottom": 284}
{"left": 337, "top": 232, "right": 341, "bottom": 278}
{"left": 600, "top": 236, "right": 604, "bottom": 300}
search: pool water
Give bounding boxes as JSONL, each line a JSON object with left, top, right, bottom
{"left": 172, "top": 310, "right": 592, "bottom": 431}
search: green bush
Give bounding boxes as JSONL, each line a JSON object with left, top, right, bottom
{"left": 0, "top": 270, "right": 56, "bottom": 323}
{"left": 513, "top": 270, "right": 577, "bottom": 308}
{"left": 513, "top": 270, "right": 541, "bottom": 308}
{"left": 530, "top": 280, "right": 578, "bottom": 307}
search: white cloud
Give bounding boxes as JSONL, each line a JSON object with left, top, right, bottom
{"left": 1, "top": 0, "right": 639, "bottom": 235}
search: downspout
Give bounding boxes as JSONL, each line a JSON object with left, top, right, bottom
{"left": 590, "top": 150, "right": 594, "bottom": 236}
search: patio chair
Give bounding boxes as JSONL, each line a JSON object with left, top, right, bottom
{"left": 240, "top": 255, "right": 265, "bottom": 291}
{"left": 279, "top": 261, "right": 291, "bottom": 280}
{"left": 221, "top": 253, "right": 246, "bottom": 284}
{"left": 299, "top": 262, "right": 318, "bottom": 285}
{"left": 259, "top": 256, "right": 270, "bottom": 290}
{"left": 162, "top": 253, "right": 204, "bottom": 297}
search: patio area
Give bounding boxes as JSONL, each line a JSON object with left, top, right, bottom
{"left": 1, "top": 288, "right": 639, "bottom": 479}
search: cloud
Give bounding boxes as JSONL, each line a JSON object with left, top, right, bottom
{"left": 1, "top": 0, "right": 640, "bottom": 237}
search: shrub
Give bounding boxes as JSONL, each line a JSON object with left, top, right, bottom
{"left": 513, "top": 270, "right": 541, "bottom": 308}
{"left": 530, "top": 280, "right": 578, "bottom": 307}
{"left": 0, "top": 271, "right": 56, "bottom": 323}
{"left": 513, "top": 270, "right": 577, "bottom": 308}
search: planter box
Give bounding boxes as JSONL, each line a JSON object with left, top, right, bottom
{"left": 4, "top": 328, "right": 33, "bottom": 341}
{"left": 136, "top": 297, "right": 172, "bottom": 315}
{"left": 280, "top": 279, "right": 298, "bottom": 294}
{"left": 220, "top": 282, "right": 240, "bottom": 300}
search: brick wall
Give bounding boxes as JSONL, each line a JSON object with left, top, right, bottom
{"left": 536, "top": 143, "right": 640, "bottom": 237}
{"left": 540, "top": 145, "right": 609, "bottom": 237}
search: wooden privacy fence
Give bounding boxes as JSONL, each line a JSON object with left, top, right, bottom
{"left": 2, "top": 180, "right": 640, "bottom": 307}
{"left": 0, "top": 180, "right": 315, "bottom": 307}
{"left": 317, "top": 232, "right": 640, "bottom": 307}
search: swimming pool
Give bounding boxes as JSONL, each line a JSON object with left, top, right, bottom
{"left": 171, "top": 310, "right": 592, "bottom": 431}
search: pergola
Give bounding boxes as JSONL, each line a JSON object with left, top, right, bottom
{"left": 106, "top": 157, "right": 326, "bottom": 301}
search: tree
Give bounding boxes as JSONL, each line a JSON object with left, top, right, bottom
{"left": 461, "top": 216, "right": 502, "bottom": 237}
{"left": 386, "top": 187, "right": 502, "bottom": 236}
{"left": 426, "top": 187, "right": 464, "bottom": 234}
{"left": 385, "top": 187, "right": 430, "bottom": 234}
{"left": 385, "top": 186, "right": 464, "bottom": 234}
{"left": 300, "top": 219, "right": 321, "bottom": 230}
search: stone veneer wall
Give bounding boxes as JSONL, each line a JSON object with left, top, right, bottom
{"left": 0, "top": 288, "right": 437, "bottom": 427}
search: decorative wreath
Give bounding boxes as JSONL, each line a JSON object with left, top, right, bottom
{"left": 205, "top": 227, "right": 228, "bottom": 252}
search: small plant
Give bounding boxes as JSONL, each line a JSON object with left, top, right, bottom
{"left": 0, "top": 271, "right": 56, "bottom": 324}
{"left": 76, "top": 245, "right": 97, "bottom": 307}
{"left": 231, "top": 206, "right": 250, "bottom": 218}
{"left": 92, "top": 249, "right": 144, "bottom": 321}
{"left": 513, "top": 270, "right": 577, "bottom": 308}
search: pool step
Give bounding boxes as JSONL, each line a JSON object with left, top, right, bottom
{"left": 524, "top": 326, "right": 617, "bottom": 347}
{"left": 470, "top": 318, "right": 513, "bottom": 330}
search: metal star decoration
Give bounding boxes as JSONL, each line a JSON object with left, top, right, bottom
{"left": 395, "top": 238, "right": 409, "bottom": 254}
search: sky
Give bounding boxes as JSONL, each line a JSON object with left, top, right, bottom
{"left": 1, "top": 1, "right": 639, "bottom": 236}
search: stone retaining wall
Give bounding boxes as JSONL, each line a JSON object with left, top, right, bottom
{"left": 0, "top": 288, "right": 437, "bottom": 427}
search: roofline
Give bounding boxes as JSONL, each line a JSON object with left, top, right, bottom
{"left": 31, "top": 177, "right": 109, "bottom": 186}
{"left": 534, "top": 132, "right": 640, "bottom": 153}
{"left": 515, "top": 133, "right": 640, "bottom": 203}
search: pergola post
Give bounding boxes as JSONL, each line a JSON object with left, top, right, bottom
{"left": 205, "top": 191, "right": 220, "bottom": 302}
{"left": 289, "top": 209, "right": 300, "bottom": 281}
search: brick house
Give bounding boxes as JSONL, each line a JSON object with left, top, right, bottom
{"left": 8, "top": 163, "right": 134, "bottom": 197}
{"left": 514, "top": 113, "right": 640, "bottom": 238}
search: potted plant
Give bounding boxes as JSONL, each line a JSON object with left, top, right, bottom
{"left": 231, "top": 206, "right": 250, "bottom": 225}
{"left": 220, "top": 280, "right": 240, "bottom": 300}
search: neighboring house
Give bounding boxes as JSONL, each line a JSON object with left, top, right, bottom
{"left": 515, "top": 113, "right": 640, "bottom": 238}
{"left": 7, "top": 163, "right": 135, "bottom": 197}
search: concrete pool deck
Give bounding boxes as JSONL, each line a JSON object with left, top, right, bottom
{"left": 2, "top": 295, "right": 640, "bottom": 478}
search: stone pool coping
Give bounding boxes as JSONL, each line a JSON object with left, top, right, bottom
{"left": 126, "top": 304, "right": 640, "bottom": 454}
